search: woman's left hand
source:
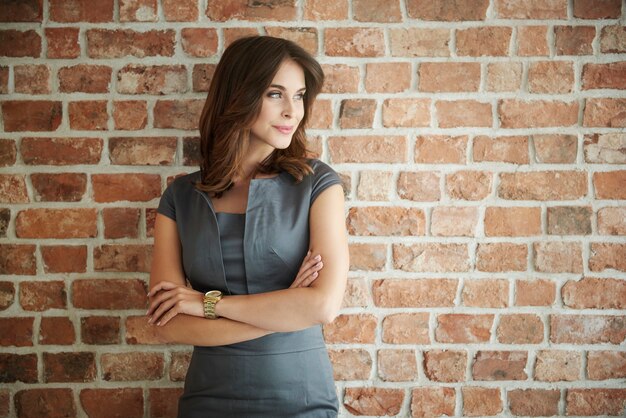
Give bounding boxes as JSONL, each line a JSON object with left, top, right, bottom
{"left": 147, "top": 281, "right": 204, "bottom": 326}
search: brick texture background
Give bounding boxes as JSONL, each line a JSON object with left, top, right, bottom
{"left": 1, "top": 0, "right": 625, "bottom": 417}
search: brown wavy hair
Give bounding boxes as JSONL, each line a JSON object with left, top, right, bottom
{"left": 195, "top": 36, "right": 324, "bottom": 197}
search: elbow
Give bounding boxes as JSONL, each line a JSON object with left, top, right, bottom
{"left": 315, "top": 299, "right": 341, "bottom": 325}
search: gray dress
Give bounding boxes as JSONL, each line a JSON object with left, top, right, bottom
{"left": 156, "top": 159, "right": 341, "bottom": 417}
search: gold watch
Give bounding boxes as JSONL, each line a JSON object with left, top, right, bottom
{"left": 203, "top": 290, "right": 222, "bottom": 319}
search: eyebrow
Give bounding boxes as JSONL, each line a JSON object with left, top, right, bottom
{"left": 269, "top": 84, "right": 306, "bottom": 92}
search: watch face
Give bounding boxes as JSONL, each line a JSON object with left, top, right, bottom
{"left": 205, "top": 290, "right": 221, "bottom": 298}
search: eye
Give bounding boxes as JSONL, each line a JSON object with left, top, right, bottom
{"left": 294, "top": 92, "right": 305, "bottom": 100}
{"left": 267, "top": 91, "right": 282, "bottom": 99}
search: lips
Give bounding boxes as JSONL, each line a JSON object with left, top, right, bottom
{"left": 273, "top": 125, "right": 294, "bottom": 134}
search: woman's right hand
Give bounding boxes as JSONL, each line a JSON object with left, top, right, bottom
{"left": 289, "top": 250, "right": 323, "bottom": 288}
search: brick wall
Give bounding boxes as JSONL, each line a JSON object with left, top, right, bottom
{"left": 1, "top": 0, "right": 625, "bottom": 417}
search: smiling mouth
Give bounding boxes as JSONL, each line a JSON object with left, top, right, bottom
{"left": 273, "top": 126, "right": 294, "bottom": 134}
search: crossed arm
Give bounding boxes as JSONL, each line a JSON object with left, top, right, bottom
{"left": 147, "top": 184, "right": 348, "bottom": 346}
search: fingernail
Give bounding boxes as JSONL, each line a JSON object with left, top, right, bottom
{"left": 315, "top": 255, "right": 321, "bottom": 260}
{"left": 313, "top": 272, "right": 318, "bottom": 276}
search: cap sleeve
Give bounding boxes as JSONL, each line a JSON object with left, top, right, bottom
{"left": 156, "top": 182, "right": 176, "bottom": 221}
{"left": 310, "top": 159, "right": 342, "bottom": 205}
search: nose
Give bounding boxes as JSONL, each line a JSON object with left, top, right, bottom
{"left": 282, "top": 98, "right": 295, "bottom": 119}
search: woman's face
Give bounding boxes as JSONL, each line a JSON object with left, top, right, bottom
{"left": 248, "top": 59, "right": 306, "bottom": 155}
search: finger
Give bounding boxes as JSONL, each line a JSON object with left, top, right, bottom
{"left": 146, "top": 289, "right": 175, "bottom": 316}
{"left": 296, "top": 254, "right": 321, "bottom": 276}
{"left": 147, "top": 281, "right": 179, "bottom": 297}
{"left": 149, "top": 296, "right": 179, "bottom": 324}
{"left": 296, "top": 271, "right": 319, "bottom": 288}
{"left": 157, "top": 306, "right": 179, "bottom": 326}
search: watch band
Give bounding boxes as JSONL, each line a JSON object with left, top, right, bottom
{"left": 203, "top": 290, "right": 222, "bottom": 319}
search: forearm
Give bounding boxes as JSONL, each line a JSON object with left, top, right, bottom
{"left": 215, "top": 286, "right": 339, "bottom": 332}
{"left": 154, "top": 313, "right": 272, "bottom": 346}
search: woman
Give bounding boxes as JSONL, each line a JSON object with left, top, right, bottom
{"left": 146, "top": 36, "right": 348, "bottom": 417}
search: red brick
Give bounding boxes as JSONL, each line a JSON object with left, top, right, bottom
{"left": 514, "top": 279, "right": 549, "bottom": 315}
{"left": 378, "top": 349, "right": 417, "bottom": 381}
{"left": 601, "top": 25, "right": 626, "bottom": 53}
{"left": 321, "top": 64, "right": 359, "bottom": 93}
{"left": 119, "top": 0, "right": 157, "bottom": 22}
{"left": 462, "top": 387, "right": 503, "bottom": 416}
{"left": 206, "top": 0, "right": 296, "bottom": 21}
{"left": 169, "top": 351, "right": 191, "bottom": 381}
{"left": 584, "top": 133, "right": 626, "bottom": 164}
{"left": 45, "top": 27, "right": 80, "bottom": 59}
{"left": 0, "top": 29, "right": 41, "bottom": 57}
{"left": 0, "top": 175, "right": 28, "bottom": 203}
{"left": 517, "top": 26, "right": 549, "bottom": 56}
{"left": 87, "top": 29, "right": 175, "bottom": 58}
{"left": 154, "top": 99, "right": 204, "bottom": 130}
{"left": 102, "top": 208, "right": 140, "bottom": 239}
{"left": 39, "top": 317, "right": 75, "bottom": 345}
{"left": 431, "top": 206, "right": 477, "bottom": 237}
{"left": 588, "top": 351, "right": 626, "bottom": 380}
{"left": 574, "top": 0, "right": 621, "bottom": 18}
{"left": 534, "top": 241, "right": 583, "bottom": 273}
{"left": 146, "top": 208, "right": 158, "bottom": 237}
{"left": 528, "top": 61, "right": 574, "bottom": 93}
{"left": 566, "top": 389, "right": 626, "bottom": 416}
{"left": 80, "top": 388, "right": 143, "bottom": 418}
{"left": 390, "top": 28, "right": 450, "bottom": 57}
{"left": 484, "top": 206, "right": 541, "bottom": 236}
{"left": 0, "top": 66, "right": 6, "bottom": 94}
{"left": 1, "top": 100, "right": 61, "bottom": 132}
{"left": 101, "top": 352, "right": 164, "bottom": 381}
{"left": 508, "top": 389, "right": 560, "bottom": 417}
{"left": 192, "top": 64, "right": 215, "bottom": 92}
{"left": 353, "top": 0, "right": 401, "bottom": 21}
{"left": 456, "top": 27, "right": 511, "bottom": 56}
{"left": 41, "top": 245, "right": 87, "bottom": 273}
{"left": 436, "top": 100, "right": 492, "bottom": 127}
{"left": 0, "top": 0, "right": 42, "bottom": 22}
{"left": 323, "top": 314, "right": 376, "bottom": 344}
{"left": 113, "top": 100, "right": 147, "bottom": 130}
{"left": 555, "top": 26, "right": 595, "bottom": 55}
{"left": 0, "top": 353, "right": 37, "bottom": 383}
{"left": 21, "top": 137, "right": 102, "bottom": 165}
{"left": 163, "top": 0, "right": 197, "bottom": 21}
{"left": 382, "top": 313, "right": 429, "bottom": 344}
{"left": 223, "top": 27, "right": 261, "bottom": 47}
{"left": 181, "top": 28, "right": 217, "bottom": 57}
{"left": 344, "top": 387, "right": 404, "bottom": 416}
{"left": 50, "top": 0, "right": 113, "bottom": 22}
{"left": 495, "top": 0, "right": 567, "bottom": 18}
{"left": 68, "top": 100, "right": 107, "bottom": 130}
{"left": 0, "top": 139, "right": 16, "bottom": 166}
{"left": 14, "top": 64, "right": 50, "bottom": 94}
{"left": 462, "top": 279, "right": 509, "bottom": 307}
{"left": 411, "top": 387, "right": 455, "bottom": 418}
{"left": 365, "top": 62, "right": 411, "bottom": 93}
{"left": 347, "top": 207, "right": 425, "bottom": 237}
{"left": 547, "top": 206, "right": 592, "bottom": 235}
{"left": 15, "top": 389, "right": 75, "bottom": 418}
{"left": 31, "top": 173, "right": 87, "bottom": 202}
{"left": 472, "top": 351, "right": 528, "bottom": 380}
{"left": 109, "top": 137, "right": 177, "bottom": 166}
{"left": 473, "top": 135, "right": 528, "bottom": 164}
{"left": 0, "top": 244, "right": 36, "bottom": 275}
{"left": 72, "top": 279, "right": 147, "bottom": 309}
{"left": 329, "top": 349, "right": 372, "bottom": 380}
{"left": 92, "top": 173, "right": 160, "bottom": 203}
{"left": 0, "top": 209, "right": 8, "bottom": 238}
{"left": 149, "top": 388, "right": 184, "bottom": 418}
{"left": 436, "top": 314, "right": 493, "bottom": 343}
{"left": 584, "top": 98, "right": 626, "bottom": 127}
{"left": 304, "top": 0, "right": 348, "bottom": 20}
{"left": 499, "top": 99, "right": 578, "bottom": 128}
{"left": 394, "top": 243, "right": 469, "bottom": 272}
{"left": 19, "top": 281, "right": 66, "bottom": 311}
{"left": 0, "top": 282, "right": 14, "bottom": 310}
{"left": 58, "top": 64, "right": 111, "bottom": 93}
{"left": 419, "top": 62, "right": 480, "bottom": 92}
{"left": 550, "top": 314, "right": 626, "bottom": 344}
{"left": 397, "top": 171, "right": 441, "bottom": 202}
{"left": 44, "top": 352, "right": 95, "bottom": 382}
{"left": 117, "top": 65, "right": 187, "bottom": 95}
{"left": 589, "top": 242, "right": 626, "bottom": 272}
{"left": 265, "top": 27, "right": 318, "bottom": 56}
{"left": 94, "top": 244, "right": 152, "bottom": 272}
{"left": 594, "top": 170, "right": 626, "bottom": 199}
{"left": 339, "top": 99, "right": 376, "bottom": 128}
{"left": 16, "top": 208, "right": 97, "bottom": 238}
{"left": 81, "top": 316, "right": 120, "bottom": 345}
{"left": 533, "top": 134, "right": 577, "bottom": 163}
{"left": 497, "top": 314, "right": 544, "bottom": 344}
{"left": 407, "top": 0, "right": 488, "bottom": 20}
{"left": 424, "top": 350, "right": 466, "bottom": 382}
{"left": 583, "top": 62, "right": 626, "bottom": 90}
{"left": 125, "top": 315, "right": 165, "bottom": 344}
{"left": 414, "top": 135, "right": 468, "bottom": 164}
{"left": 534, "top": 350, "right": 581, "bottom": 381}
{"left": 498, "top": 171, "right": 587, "bottom": 200}
{"left": 349, "top": 243, "right": 386, "bottom": 271}
{"left": 373, "top": 279, "right": 457, "bottom": 308}
{"left": 0, "top": 317, "right": 33, "bottom": 346}
{"left": 598, "top": 207, "right": 626, "bottom": 235}
{"left": 0, "top": 389, "right": 6, "bottom": 417}
{"left": 325, "top": 28, "right": 385, "bottom": 57}
{"left": 329, "top": 136, "right": 406, "bottom": 163}
{"left": 476, "top": 242, "right": 527, "bottom": 272}
{"left": 446, "top": 170, "right": 492, "bottom": 201}
{"left": 383, "top": 99, "right": 430, "bottom": 128}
